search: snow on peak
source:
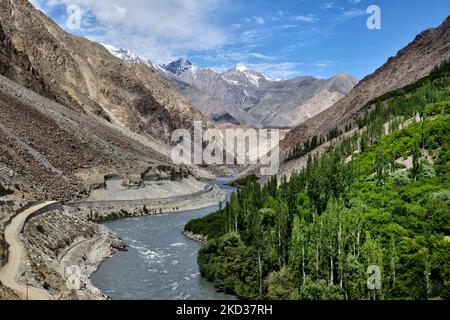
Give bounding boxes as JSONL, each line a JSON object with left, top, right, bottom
{"left": 222, "top": 64, "right": 267, "bottom": 87}
{"left": 235, "top": 63, "right": 248, "bottom": 72}
{"left": 103, "top": 44, "right": 154, "bottom": 68}
{"left": 162, "top": 58, "right": 193, "bottom": 76}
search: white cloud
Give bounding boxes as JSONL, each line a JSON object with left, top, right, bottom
{"left": 342, "top": 8, "right": 366, "bottom": 18}
{"left": 32, "top": 0, "right": 227, "bottom": 63}
{"left": 254, "top": 16, "right": 266, "bottom": 25}
{"left": 197, "top": 50, "right": 275, "bottom": 63}
{"left": 294, "top": 14, "right": 318, "bottom": 23}
{"left": 323, "top": 2, "right": 344, "bottom": 10}
{"left": 316, "top": 60, "right": 337, "bottom": 68}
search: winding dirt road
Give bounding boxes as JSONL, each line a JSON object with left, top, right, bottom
{"left": 0, "top": 202, "right": 56, "bottom": 300}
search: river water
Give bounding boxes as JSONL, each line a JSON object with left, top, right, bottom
{"left": 91, "top": 177, "right": 237, "bottom": 300}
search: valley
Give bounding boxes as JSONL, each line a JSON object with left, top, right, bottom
{"left": 0, "top": 0, "right": 449, "bottom": 302}
{"left": 185, "top": 60, "right": 450, "bottom": 300}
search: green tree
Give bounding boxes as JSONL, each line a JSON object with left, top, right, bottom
{"left": 276, "top": 201, "right": 290, "bottom": 267}
{"left": 412, "top": 142, "right": 422, "bottom": 180}
{"left": 374, "top": 148, "right": 389, "bottom": 186}
{"left": 229, "top": 193, "right": 240, "bottom": 234}
{"left": 298, "top": 277, "right": 344, "bottom": 300}
{"left": 289, "top": 216, "right": 309, "bottom": 287}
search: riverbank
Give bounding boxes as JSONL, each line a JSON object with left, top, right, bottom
{"left": 21, "top": 209, "right": 126, "bottom": 300}
{"left": 67, "top": 184, "right": 227, "bottom": 223}
{"left": 182, "top": 231, "right": 208, "bottom": 243}
{"left": 0, "top": 179, "right": 230, "bottom": 300}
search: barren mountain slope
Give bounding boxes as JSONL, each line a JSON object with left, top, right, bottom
{"left": 0, "top": 0, "right": 211, "bottom": 144}
{"left": 0, "top": 75, "right": 171, "bottom": 200}
{"left": 282, "top": 15, "right": 450, "bottom": 155}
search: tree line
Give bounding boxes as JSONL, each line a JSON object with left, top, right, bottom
{"left": 187, "top": 60, "right": 450, "bottom": 300}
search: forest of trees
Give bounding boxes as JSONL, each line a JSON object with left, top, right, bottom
{"left": 185, "top": 60, "right": 450, "bottom": 300}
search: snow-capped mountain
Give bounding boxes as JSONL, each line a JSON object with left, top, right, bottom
{"left": 103, "top": 44, "right": 358, "bottom": 128}
{"left": 103, "top": 45, "right": 151, "bottom": 66}
{"left": 162, "top": 58, "right": 194, "bottom": 76}
{"left": 103, "top": 45, "right": 165, "bottom": 72}
{"left": 222, "top": 63, "right": 267, "bottom": 87}
{"left": 161, "top": 59, "right": 358, "bottom": 127}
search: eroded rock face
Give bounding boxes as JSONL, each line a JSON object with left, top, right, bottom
{"left": 0, "top": 24, "right": 56, "bottom": 102}
{"left": 0, "top": 0, "right": 211, "bottom": 145}
{"left": 0, "top": 183, "right": 12, "bottom": 197}
{"left": 23, "top": 210, "right": 124, "bottom": 300}
{"left": 282, "top": 15, "right": 450, "bottom": 156}
{"left": 0, "top": 75, "right": 169, "bottom": 200}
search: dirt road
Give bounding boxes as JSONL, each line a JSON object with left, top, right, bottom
{"left": 0, "top": 202, "right": 56, "bottom": 300}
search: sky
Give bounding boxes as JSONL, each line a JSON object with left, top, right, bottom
{"left": 29, "top": 0, "right": 450, "bottom": 79}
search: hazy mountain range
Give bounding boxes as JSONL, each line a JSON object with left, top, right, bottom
{"left": 105, "top": 46, "right": 358, "bottom": 128}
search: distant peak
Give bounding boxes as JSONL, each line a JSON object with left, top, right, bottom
{"left": 334, "top": 72, "right": 354, "bottom": 78}
{"left": 162, "top": 58, "right": 193, "bottom": 75}
{"left": 176, "top": 57, "right": 192, "bottom": 65}
{"left": 331, "top": 72, "right": 359, "bottom": 83}
{"left": 234, "top": 63, "right": 248, "bottom": 72}
{"left": 103, "top": 44, "right": 153, "bottom": 67}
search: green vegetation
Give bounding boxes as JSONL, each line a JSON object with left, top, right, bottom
{"left": 185, "top": 209, "right": 227, "bottom": 238}
{"left": 230, "top": 174, "right": 258, "bottom": 187}
{"left": 186, "top": 61, "right": 450, "bottom": 300}
{"left": 286, "top": 135, "right": 325, "bottom": 162}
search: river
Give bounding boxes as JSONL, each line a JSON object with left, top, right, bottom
{"left": 91, "top": 177, "right": 237, "bottom": 300}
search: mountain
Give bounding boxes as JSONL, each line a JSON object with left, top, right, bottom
{"left": 221, "top": 63, "right": 269, "bottom": 87}
{"left": 282, "top": 14, "right": 450, "bottom": 157}
{"left": 159, "top": 60, "right": 358, "bottom": 128}
{"left": 103, "top": 45, "right": 153, "bottom": 67}
{"left": 103, "top": 49, "right": 357, "bottom": 128}
{"left": 0, "top": 0, "right": 216, "bottom": 200}
{"left": 0, "top": 0, "right": 211, "bottom": 146}
{"left": 162, "top": 58, "right": 194, "bottom": 76}
{"left": 0, "top": 74, "right": 169, "bottom": 200}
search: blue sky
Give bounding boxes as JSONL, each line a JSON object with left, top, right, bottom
{"left": 30, "top": 0, "right": 449, "bottom": 79}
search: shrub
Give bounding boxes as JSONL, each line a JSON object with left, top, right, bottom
{"left": 427, "top": 190, "right": 450, "bottom": 203}
{"left": 418, "top": 164, "right": 436, "bottom": 179}
{"left": 392, "top": 171, "right": 411, "bottom": 186}
{"left": 298, "top": 277, "right": 344, "bottom": 300}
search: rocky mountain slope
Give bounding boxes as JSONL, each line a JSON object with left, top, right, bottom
{"left": 0, "top": 0, "right": 220, "bottom": 200}
{"left": 0, "top": 0, "right": 211, "bottom": 145}
{"left": 282, "top": 14, "right": 450, "bottom": 157}
{"left": 0, "top": 74, "right": 171, "bottom": 200}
